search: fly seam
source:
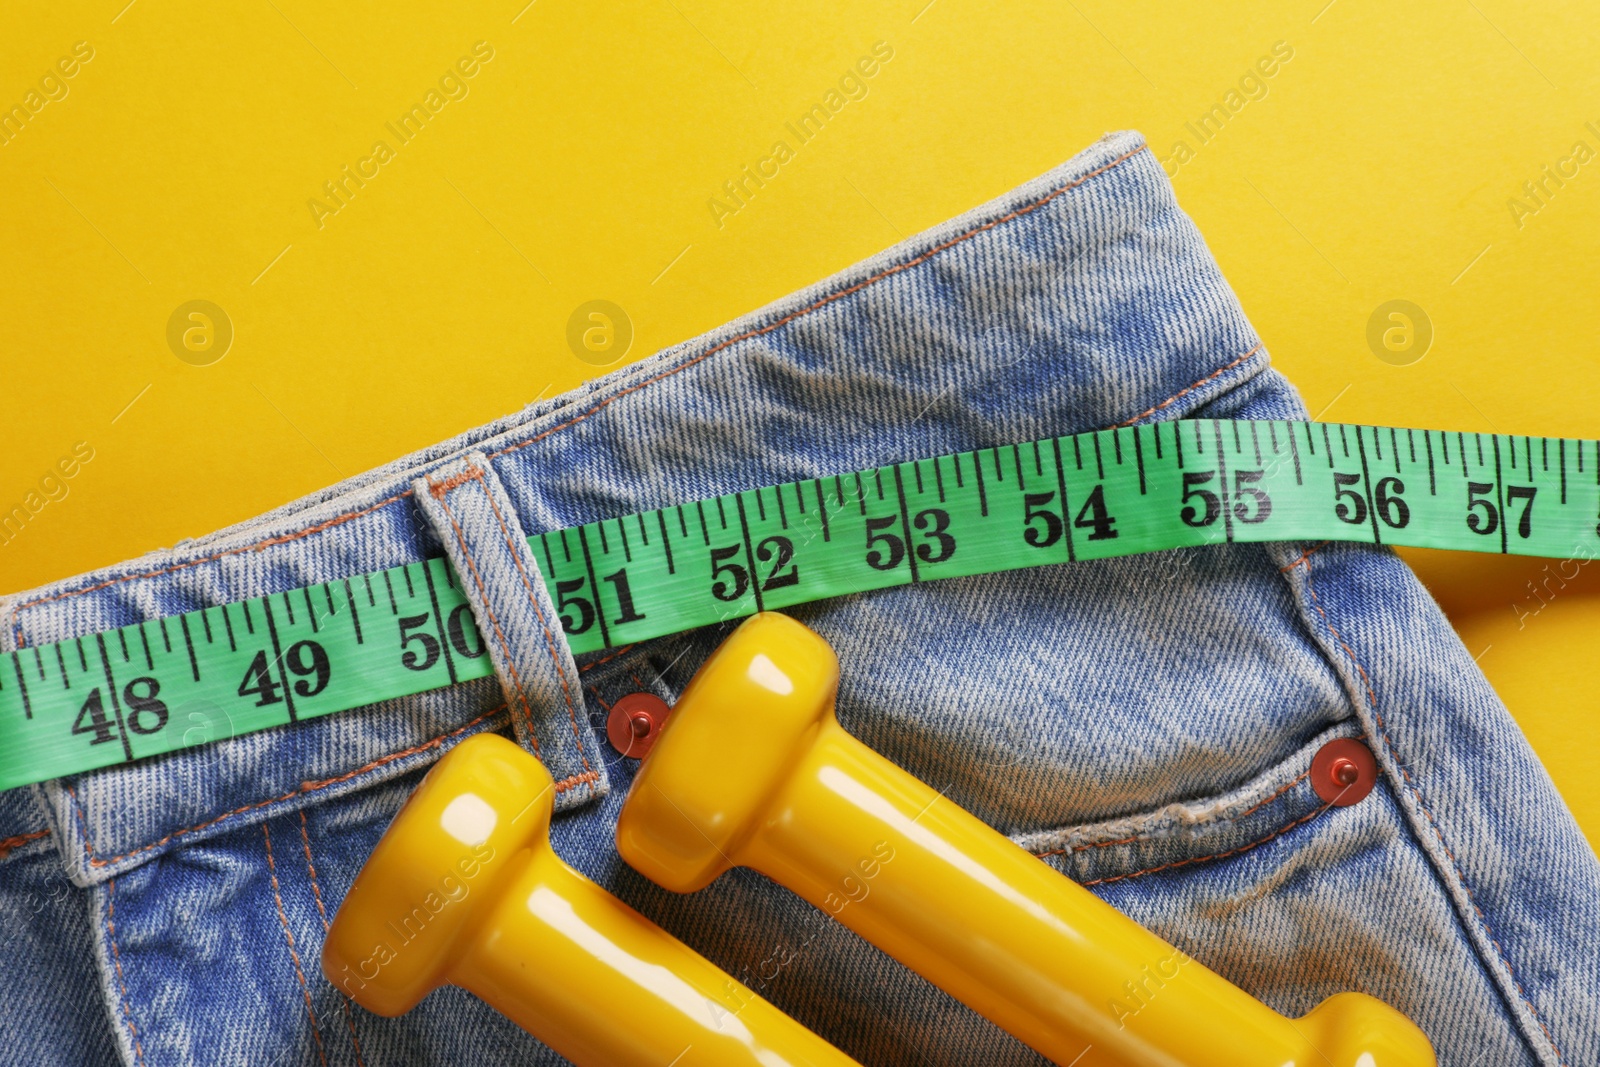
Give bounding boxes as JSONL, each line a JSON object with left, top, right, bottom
{"left": 263, "top": 823, "right": 329, "bottom": 1067}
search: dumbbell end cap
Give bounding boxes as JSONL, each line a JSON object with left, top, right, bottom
{"left": 617, "top": 612, "right": 838, "bottom": 892}
{"left": 321, "top": 732, "right": 552, "bottom": 1016}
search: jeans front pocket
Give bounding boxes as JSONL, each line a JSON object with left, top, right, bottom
{"left": 1024, "top": 721, "right": 1538, "bottom": 1067}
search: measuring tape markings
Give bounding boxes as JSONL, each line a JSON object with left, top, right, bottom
{"left": 2, "top": 420, "right": 1596, "bottom": 791}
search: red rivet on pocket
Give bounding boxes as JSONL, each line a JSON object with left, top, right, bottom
{"left": 607, "top": 692, "right": 670, "bottom": 759}
{"left": 1311, "top": 738, "right": 1378, "bottom": 806}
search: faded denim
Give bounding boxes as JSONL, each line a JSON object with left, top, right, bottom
{"left": 1, "top": 130, "right": 1595, "bottom": 1067}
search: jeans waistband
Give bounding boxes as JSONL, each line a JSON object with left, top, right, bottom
{"left": 1, "top": 130, "right": 1273, "bottom": 886}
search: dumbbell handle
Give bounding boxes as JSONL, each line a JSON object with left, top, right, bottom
{"left": 454, "top": 846, "right": 854, "bottom": 1066}
{"left": 616, "top": 612, "right": 1435, "bottom": 1066}
{"left": 322, "top": 732, "right": 859, "bottom": 1067}
{"left": 738, "top": 723, "right": 1429, "bottom": 1065}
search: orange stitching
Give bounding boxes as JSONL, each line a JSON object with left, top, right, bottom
{"left": 264, "top": 824, "right": 329, "bottom": 1067}
{"left": 1031, "top": 767, "right": 1313, "bottom": 860}
{"left": 587, "top": 685, "right": 612, "bottom": 712}
{"left": 1235, "top": 767, "right": 1314, "bottom": 821}
{"left": 427, "top": 468, "right": 483, "bottom": 496}
{"left": 472, "top": 467, "right": 594, "bottom": 781}
{"left": 579, "top": 644, "right": 636, "bottom": 672}
{"left": 105, "top": 880, "right": 148, "bottom": 1067}
{"left": 1037, "top": 802, "right": 1335, "bottom": 887}
{"left": 67, "top": 709, "right": 591, "bottom": 872}
{"left": 1082, "top": 803, "right": 1332, "bottom": 886}
{"left": 487, "top": 145, "right": 1155, "bottom": 464}
{"left": 1038, "top": 832, "right": 1140, "bottom": 856}
{"left": 1278, "top": 540, "right": 1329, "bottom": 573}
{"left": 298, "top": 811, "right": 369, "bottom": 1067}
{"left": 296, "top": 811, "right": 332, "bottom": 929}
{"left": 432, "top": 491, "right": 541, "bottom": 751}
{"left": 0, "top": 828, "right": 49, "bottom": 858}
{"left": 554, "top": 770, "right": 602, "bottom": 791}
{"left": 68, "top": 706, "right": 507, "bottom": 868}
{"left": 9, "top": 489, "right": 414, "bottom": 647}
{"left": 1299, "top": 559, "right": 1381, "bottom": 732}
{"left": 1299, "top": 548, "right": 1567, "bottom": 1063}
{"left": 1107, "top": 343, "right": 1263, "bottom": 429}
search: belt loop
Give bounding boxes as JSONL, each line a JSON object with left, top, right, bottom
{"left": 412, "top": 451, "right": 607, "bottom": 811}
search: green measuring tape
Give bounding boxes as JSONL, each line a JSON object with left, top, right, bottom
{"left": 3, "top": 419, "right": 1596, "bottom": 791}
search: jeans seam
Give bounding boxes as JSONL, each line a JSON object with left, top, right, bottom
{"left": 66, "top": 705, "right": 509, "bottom": 869}
{"left": 1286, "top": 543, "right": 1567, "bottom": 1065}
{"left": 1233, "top": 766, "right": 1313, "bottom": 820}
{"left": 263, "top": 823, "right": 330, "bottom": 1067}
{"left": 577, "top": 644, "right": 635, "bottom": 673}
{"left": 1029, "top": 765, "right": 1312, "bottom": 860}
{"left": 8, "top": 489, "right": 415, "bottom": 648}
{"left": 104, "top": 879, "right": 148, "bottom": 1067}
{"left": 1036, "top": 799, "right": 1336, "bottom": 888}
{"left": 1106, "top": 344, "right": 1262, "bottom": 428}
{"left": 0, "top": 828, "right": 50, "bottom": 859}
{"left": 299, "top": 810, "right": 367, "bottom": 1067}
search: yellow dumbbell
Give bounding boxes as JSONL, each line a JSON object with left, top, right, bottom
{"left": 615, "top": 612, "right": 1437, "bottom": 1067}
{"left": 322, "top": 731, "right": 860, "bottom": 1067}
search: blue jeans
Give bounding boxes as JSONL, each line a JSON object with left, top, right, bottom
{"left": 2, "top": 131, "right": 1594, "bottom": 1067}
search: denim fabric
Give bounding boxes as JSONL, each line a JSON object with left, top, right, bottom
{"left": 411, "top": 450, "right": 608, "bottom": 806}
{"left": 1, "top": 130, "right": 1594, "bottom": 1067}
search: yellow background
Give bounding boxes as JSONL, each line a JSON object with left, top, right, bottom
{"left": 2, "top": 1, "right": 1595, "bottom": 840}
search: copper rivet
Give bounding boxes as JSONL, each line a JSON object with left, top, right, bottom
{"left": 607, "top": 692, "right": 671, "bottom": 760}
{"left": 1311, "top": 738, "right": 1378, "bottom": 807}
